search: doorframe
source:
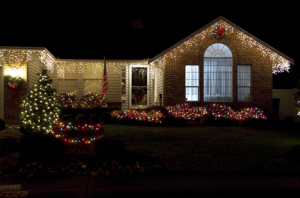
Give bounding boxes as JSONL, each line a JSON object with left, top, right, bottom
{"left": 129, "top": 65, "right": 149, "bottom": 109}
{"left": 0, "top": 66, "right": 3, "bottom": 120}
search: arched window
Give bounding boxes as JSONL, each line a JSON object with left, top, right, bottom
{"left": 204, "top": 43, "right": 232, "bottom": 101}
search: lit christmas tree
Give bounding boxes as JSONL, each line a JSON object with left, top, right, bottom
{"left": 20, "top": 69, "right": 61, "bottom": 133}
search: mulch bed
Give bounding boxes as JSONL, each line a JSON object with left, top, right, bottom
{"left": 0, "top": 133, "right": 170, "bottom": 178}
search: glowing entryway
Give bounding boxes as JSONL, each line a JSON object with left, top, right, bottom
{"left": 129, "top": 65, "right": 149, "bottom": 108}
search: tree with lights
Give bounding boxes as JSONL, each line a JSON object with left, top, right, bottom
{"left": 20, "top": 69, "right": 61, "bottom": 134}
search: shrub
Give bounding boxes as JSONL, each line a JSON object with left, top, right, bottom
{"left": 61, "top": 114, "right": 74, "bottom": 121}
{"left": 101, "top": 112, "right": 112, "bottom": 124}
{"left": 93, "top": 137, "right": 126, "bottom": 160}
{"left": 52, "top": 119, "right": 105, "bottom": 144}
{"left": 80, "top": 93, "right": 108, "bottom": 108}
{"left": 20, "top": 133, "right": 66, "bottom": 164}
{"left": 75, "top": 114, "right": 88, "bottom": 121}
{"left": 89, "top": 114, "right": 101, "bottom": 123}
{"left": 56, "top": 93, "right": 79, "bottom": 109}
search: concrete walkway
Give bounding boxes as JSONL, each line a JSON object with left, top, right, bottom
{"left": 1, "top": 174, "right": 300, "bottom": 197}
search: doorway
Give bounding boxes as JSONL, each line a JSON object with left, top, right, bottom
{"left": 129, "top": 65, "right": 149, "bottom": 108}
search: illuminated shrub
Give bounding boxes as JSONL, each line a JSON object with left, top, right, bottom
{"left": 112, "top": 103, "right": 266, "bottom": 126}
{"left": 55, "top": 94, "right": 79, "bottom": 109}
{"left": 80, "top": 93, "right": 108, "bottom": 108}
{"left": 52, "top": 119, "right": 104, "bottom": 144}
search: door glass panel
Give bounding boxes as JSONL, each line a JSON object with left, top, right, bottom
{"left": 131, "top": 67, "right": 147, "bottom": 108}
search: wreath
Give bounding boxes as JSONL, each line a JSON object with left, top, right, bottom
{"left": 4, "top": 75, "right": 23, "bottom": 105}
{"left": 135, "top": 88, "right": 145, "bottom": 102}
{"left": 4, "top": 75, "right": 23, "bottom": 89}
{"left": 213, "top": 27, "right": 225, "bottom": 38}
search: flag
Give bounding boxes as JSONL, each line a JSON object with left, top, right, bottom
{"left": 101, "top": 56, "right": 108, "bottom": 95}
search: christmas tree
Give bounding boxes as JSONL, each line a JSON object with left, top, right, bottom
{"left": 20, "top": 69, "right": 61, "bottom": 134}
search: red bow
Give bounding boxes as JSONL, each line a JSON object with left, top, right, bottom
{"left": 9, "top": 84, "right": 18, "bottom": 105}
{"left": 9, "top": 84, "right": 17, "bottom": 89}
{"left": 217, "top": 28, "right": 224, "bottom": 36}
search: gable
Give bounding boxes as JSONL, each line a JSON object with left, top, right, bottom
{"left": 149, "top": 16, "right": 294, "bottom": 74}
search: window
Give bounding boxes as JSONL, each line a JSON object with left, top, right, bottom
{"left": 83, "top": 64, "right": 103, "bottom": 95}
{"left": 204, "top": 43, "right": 232, "bottom": 102}
{"left": 238, "top": 65, "right": 251, "bottom": 101}
{"left": 185, "top": 65, "right": 199, "bottom": 101}
{"left": 83, "top": 79, "right": 102, "bottom": 95}
{"left": 58, "top": 79, "right": 78, "bottom": 95}
{"left": 57, "top": 64, "right": 78, "bottom": 95}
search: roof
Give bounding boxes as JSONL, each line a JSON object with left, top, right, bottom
{"left": 149, "top": 16, "right": 295, "bottom": 67}
{"left": 0, "top": 46, "right": 56, "bottom": 61}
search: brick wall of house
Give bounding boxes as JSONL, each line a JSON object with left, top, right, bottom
{"left": 4, "top": 82, "right": 27, "bottom": 125}
{"left": 163, "top": 27, "right": 273, "bottom": 113}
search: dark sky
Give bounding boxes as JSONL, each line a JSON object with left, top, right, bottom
{"left": 0, "top": 1, "right": 298, "bottom": 88}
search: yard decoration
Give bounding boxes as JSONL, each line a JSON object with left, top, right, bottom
{"left": 56, "top": 93, "right": 79, "bottom": 109}
{"left": 112, "top": 103, "right": 266, "bottom": 125}
{"left": 20, "top": 69, "right": 61, "bottom": 134}
{"left": 213, "top": 27, "right": 225, "bottom": 38}
{"left": 112, "top": 109, "right": 165, "bottom": 124}
{"left": 52, "top": 120, "right": 104, "bottom": 144}
{"left": 4, "top": 75, "right": 23, "bottom": 105}
{"left": 80, "top": 92, "right": 107, "bottom": 108}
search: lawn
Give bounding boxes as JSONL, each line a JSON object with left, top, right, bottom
{"left": 102, "top": 124, "right": 300, "bottom": 173}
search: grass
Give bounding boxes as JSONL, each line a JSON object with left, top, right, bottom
{"left": 102, "top": 124, "right": 300, "bottom": 173}
{"left": 0, "top": 128, "right": 21, "bottom": 138}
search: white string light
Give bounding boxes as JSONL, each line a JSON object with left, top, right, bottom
{"left": 152, "top": 20, "right": 291, "bottom": 73}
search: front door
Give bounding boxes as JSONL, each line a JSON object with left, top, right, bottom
{"left": 130, "top": 65, "right": 149, "bottom": 108}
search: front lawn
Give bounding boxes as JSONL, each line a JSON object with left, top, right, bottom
{"left": 102, "top": 124, "right": 300, "bottom": 173}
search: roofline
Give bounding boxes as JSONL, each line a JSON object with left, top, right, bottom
{"left": 0, "top": 46, "right": 56, "bottom": 61}
{"left": 56, "top": 59, "right": 149, "bottom": 64}
{"left": 0, "top": 46, "right": 46, "bottom": 51}
{"left": 149, "top": 16, "right": 295, "bottom": 65}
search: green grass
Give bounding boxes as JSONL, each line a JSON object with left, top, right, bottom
{"left": 102, "top": 124, "right": 300, "bottom": 172}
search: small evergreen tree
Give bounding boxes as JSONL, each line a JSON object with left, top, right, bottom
{"left": 20, "top": 69, "right": 61, "bottom": 134}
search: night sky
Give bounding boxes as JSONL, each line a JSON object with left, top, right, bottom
{"left": 0, "top": 1, "right": 298, "bottom": 88}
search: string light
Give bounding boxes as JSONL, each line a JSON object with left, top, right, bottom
{"left": 151, "top": 20, "right": 291, "bottom": 73}
{"left": 52, "top": 121, "right": 104, "bottom": 144}
{"left": 112, "top": 109, "right": 165, "bottom": 123}
{"left": 20, "top": 70, "right": 61, "bottom": 134}
{"left": 112, "top": 103, "right": 266, "bottom": 124}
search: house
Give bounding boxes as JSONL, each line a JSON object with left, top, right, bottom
{"left": 0, "top": 16, "right": 295, "bottom": 125}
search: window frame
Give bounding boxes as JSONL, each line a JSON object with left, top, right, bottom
{"left": 237, "top": 65, "right": 251, "bottom": 102}
{"left": 185, "top": 65, "right": 199, "bottom": 102}
{"left": 203, "top": 43, "right": 233, "bottom": 102}
{"left": 82, "top": 65, "right": 103, "bottom": 95}
{"left": 57, "top": 66, "right": 79, "bottom": 95}
{"left": 58, "top": 79, "right": 78, "bottom": 96}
